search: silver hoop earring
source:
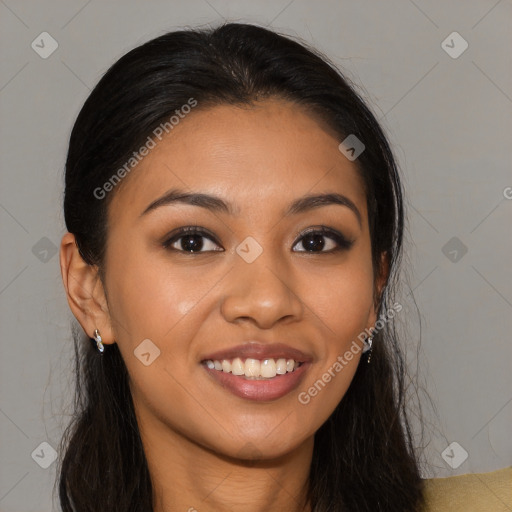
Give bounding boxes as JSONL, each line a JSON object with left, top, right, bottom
{"left": 362, "top": 329, "right": 374, "bottom": 364}
{"left": 93, "top": 329, "right": 105, "bottom": 353}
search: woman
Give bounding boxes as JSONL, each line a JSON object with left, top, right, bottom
{"left": 57, "top": 22, "right": 509, "bottom": 512}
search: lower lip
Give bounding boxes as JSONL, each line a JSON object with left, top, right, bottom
{"left": 202, "top": 363, "right": 310, "bottom": 402}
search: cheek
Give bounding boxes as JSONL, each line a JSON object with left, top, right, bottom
{"left": 105, "top": 246, "right": 215, "bottom": 344}
{"left": 104, "top": 247, "right": 225, "bottom": 399}
{"left": 105, "top": 250, "right": 222, "bottom": 445}
{"left": 305, "top": 255, "right": 375, "bottom": 341}
{"left": 293, "top": 254, "right": 374, "bottom": 422}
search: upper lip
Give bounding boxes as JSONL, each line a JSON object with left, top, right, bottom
{"left": 200, "top": 342, "right": 312, "bottom": 363}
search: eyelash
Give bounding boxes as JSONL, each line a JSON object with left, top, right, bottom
{"left": 162, "top": 225, "right": 354, "bottom": 254}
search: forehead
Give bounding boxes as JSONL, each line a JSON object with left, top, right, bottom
{"left": 108, "top": 99, "right": 367, "bottom": 222}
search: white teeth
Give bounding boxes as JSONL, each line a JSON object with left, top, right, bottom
{"left": 244, "top": 358, "right": 260, "bottom": 377}
{"left": 204, "top": 357, "right": 302, "bottom": 379}
{"left": 276, "top": 358, "right": 287, "bottom": 374}
{"left": 260, "top": 359, "right": 277, "bottom": 378}
{"left": 231, "top": 357, "right": 244, "bottom": 376}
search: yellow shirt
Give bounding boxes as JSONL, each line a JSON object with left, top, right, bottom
{"left": 422, "top": 466, "right": 512, "bottom": 511}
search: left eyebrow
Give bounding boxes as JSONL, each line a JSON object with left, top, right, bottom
{"left": 284, "top": 192, "right": 362, "bottom": 227}
{"left": 139, "top": 188, "right": 362, "bottom": 227}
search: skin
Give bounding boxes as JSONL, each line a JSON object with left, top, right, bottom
{"left": 60, "top": 99, "right": 387, "bottom": 512}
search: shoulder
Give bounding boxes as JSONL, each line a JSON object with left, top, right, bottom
{"left": 422, "top": 466, "right": 512, "bottom": 511}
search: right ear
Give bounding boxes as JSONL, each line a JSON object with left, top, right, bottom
{"left": 59, "top": 232, "right": 115, "bottom": 346}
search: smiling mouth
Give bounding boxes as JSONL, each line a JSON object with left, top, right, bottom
{"left": 202, "top": 357, "right": 303, "bottom": 380}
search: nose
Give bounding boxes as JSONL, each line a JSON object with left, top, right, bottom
{"left": 220, "top": 249, "right": 304, "bottom": 329}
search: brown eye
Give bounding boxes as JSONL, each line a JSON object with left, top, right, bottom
{"left": 163, "top": 227, "right": 223, "bottom": 253}
{"left": 292, "top": 227, "right": 354, "bottom": 253}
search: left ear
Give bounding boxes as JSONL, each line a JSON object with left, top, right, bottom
{"left": 368, "top": 251, "right": 389, "bottom": 327}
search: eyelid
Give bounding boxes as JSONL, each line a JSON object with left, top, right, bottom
{"left": 292, "top": 225, "right": 354, "bottom": 251}
{"left": 162, "top": 226, "right": 222, "bottom": 250}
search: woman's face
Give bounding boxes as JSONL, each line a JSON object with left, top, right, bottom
{"left": 102, "top": 99, "right": 380, "bottom": 459}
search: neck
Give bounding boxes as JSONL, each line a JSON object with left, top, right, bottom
{"left": 139, "top": 415, "right": 313, "bottom": 512}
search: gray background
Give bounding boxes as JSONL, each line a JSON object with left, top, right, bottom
{"left": 1, "top": 1, "right": 511, "bottom": 510}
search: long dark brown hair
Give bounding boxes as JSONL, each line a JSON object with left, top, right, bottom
{"left": 59, "top": 22, "right": 426, "bottom": 511}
